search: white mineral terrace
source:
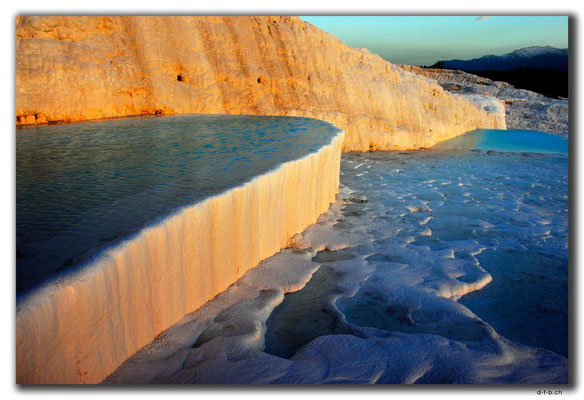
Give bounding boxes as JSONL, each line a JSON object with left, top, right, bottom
{"left": 16, "top": 122, "right": 344, "bottom": 384}
{"left": 107, "top": 135, "right": 568, "bottom": 384}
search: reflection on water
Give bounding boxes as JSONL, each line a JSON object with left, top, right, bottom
{"left": 16, "top": 114, "right": 339, "bottom": 295}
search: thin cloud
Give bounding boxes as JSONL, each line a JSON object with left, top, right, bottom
{"left": 476, "top": 16, "right": 490, "bottom": 21}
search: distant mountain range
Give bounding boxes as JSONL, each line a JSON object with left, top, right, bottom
{"left": 430, "top": 46, "right": 568, "bottom": 72}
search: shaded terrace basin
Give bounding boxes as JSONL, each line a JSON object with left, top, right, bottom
{"left": 16, "top": 114, "right": 340, "bottom": 297}
{"left": 264, "top": 129, "right": 567, "bottom": 363}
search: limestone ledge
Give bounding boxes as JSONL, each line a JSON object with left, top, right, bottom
{"left": 16, "top": 16, "right": 505, "bottom": 151}
{"left": 16, "top": 127, "right": 344, "bottom": 384}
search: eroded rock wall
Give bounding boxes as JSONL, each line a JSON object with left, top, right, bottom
{"left": 16, "top": 16, "right": 505, "bottom": 151}
{"left": 401, "top": 65, "right": 567, "bottom": 136}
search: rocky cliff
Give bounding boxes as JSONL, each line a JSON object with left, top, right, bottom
{"left": 401, "top": 66, "right": 568, "bottom": 136}
{"left": 16, "top": 16, "right": 505, "bottom": 151}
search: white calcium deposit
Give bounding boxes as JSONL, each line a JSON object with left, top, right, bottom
{"left": 401, "top": 66, "right": 569, "bottom": 137}
{"left": 106, "top": 148, "right": 568, "bottom": 384}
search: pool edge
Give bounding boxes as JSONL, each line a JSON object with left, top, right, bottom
{"left": 16, "top": 128, "right": 345, "bottom": 384}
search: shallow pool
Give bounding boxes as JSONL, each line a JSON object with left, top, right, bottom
{"left": 267, "top": 129, "right": 569, "bottom": 359}
{"left": 16, "top": 114, "right": 340, "bottom": 296}
{"left": 431, "top": 128, "right": 568, "bottom": 154}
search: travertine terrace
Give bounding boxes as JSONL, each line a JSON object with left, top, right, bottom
{"left": 16, "top": 15, "right": 508, "bottom": 384}
{"left": 16, "top": 129, "right": 344, "bottom": 384}
{"left": 16, "top": 16, "right": 505, "bottom": 151}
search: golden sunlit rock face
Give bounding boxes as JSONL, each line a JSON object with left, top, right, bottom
{"left": 16, "top": 16, "right": 505, "bottom": 151}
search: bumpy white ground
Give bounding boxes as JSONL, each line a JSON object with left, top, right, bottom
{"left": 106, "top": 150, "right": 568, "bottom": 384}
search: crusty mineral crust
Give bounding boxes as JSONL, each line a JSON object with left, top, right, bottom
{"left": 401, "top": 65, "right": 567, "bottom": 136}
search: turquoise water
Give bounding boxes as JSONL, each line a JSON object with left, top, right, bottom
{"left": 431, "top": 129, "right": 568, "bottom": 154}
{"left": 16, "top": 114, "right": 340, "bottom": 296}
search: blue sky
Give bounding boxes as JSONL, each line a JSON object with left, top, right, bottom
{"left": 301, "top": 16, "right": 569, "bottom": 66}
